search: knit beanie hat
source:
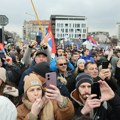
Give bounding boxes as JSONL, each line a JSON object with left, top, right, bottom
{"left": 77, "top": 59, "right": 85, "bottom": 66}
{"left": 24, "top": 73, "right": 42, "bottom": 93}
{"left": 32, "top": 62, "right": 50, "bottom": 78}
{"left": 0, "top": 96, "right": 17, "bottom": 120}
{"left": 0, "top": 67, "right": 6, "bottom": 82}
{"left": 76, "top": 73, "right": 93, "bottom": 89}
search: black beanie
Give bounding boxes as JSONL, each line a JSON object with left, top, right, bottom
{"left": 76, "top": 73, "right": 93, "bottom": 89}
{"left": 32, "top": 62, "right": 50, "bottom": 78}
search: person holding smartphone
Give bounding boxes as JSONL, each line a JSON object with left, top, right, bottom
{"left": 70, "top": 73, "right": 120, "bottom": 120}
{"left": 17, "top": 73, "right": 74, "bottom": 120}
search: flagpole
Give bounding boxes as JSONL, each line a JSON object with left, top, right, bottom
{"left": 30, "top": 0, "right": 44, "bottom": 38}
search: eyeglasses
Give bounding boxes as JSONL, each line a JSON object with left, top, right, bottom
{"left": 58, "top": 63, "right": 67, "bottom": 66}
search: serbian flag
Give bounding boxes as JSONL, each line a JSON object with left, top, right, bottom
{"left": 87, "top": 35, "right": 97, "bottom": 45}
{"left": 43, "top": 23, "right": 56, "bottom": 54}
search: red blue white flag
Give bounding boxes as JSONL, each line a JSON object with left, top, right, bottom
{"left": 43, "top": 23, "right": 56, "bottom": 54}
{"left": 87, "top": 35, "right": 97, "bottom": 45}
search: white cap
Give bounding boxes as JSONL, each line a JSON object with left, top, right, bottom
{"left": 77, "top": 59, "right": 86, "bottom": 66}
{"left": 0, "top": 96, "right": 17, "bottom": 120}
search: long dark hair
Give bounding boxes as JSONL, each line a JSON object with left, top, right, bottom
{"left": 0, "top": 82, "right": 5, "bottom": 95}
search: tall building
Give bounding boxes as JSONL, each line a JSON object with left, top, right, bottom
{"left": 50, "top": 15, "right": 87, "bottom": 41}
{"left": 116, "top": 22, "right": 120, "bottom": 41}
{"left": 23, "top": 20, "right": 50, "bottom": 41}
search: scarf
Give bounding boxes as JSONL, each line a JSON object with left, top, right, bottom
{"left": 22, "top": 97, "right": 55, "bottom": 120}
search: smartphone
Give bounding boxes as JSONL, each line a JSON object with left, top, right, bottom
{"left": 36, "top": 35, "right": 41, "bottom": 45}
{"left": 102, "top": 61, "right": 109, "bottom": 69}
{"left": 0, "top": 52, "right": 5, "bottom": 58}
{"left": 91, "top": 82, "right": 101, "bottom": 99}
{"left": 45, "top": 72, "right": 57, "bottom": 88}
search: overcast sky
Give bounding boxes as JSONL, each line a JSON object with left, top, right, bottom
{"left": 0, "top": 0, "right": 120, "bottom": 37}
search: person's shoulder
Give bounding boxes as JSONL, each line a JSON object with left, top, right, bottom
{"left": 17, "top": 103, "right": 26, "bottom": 111}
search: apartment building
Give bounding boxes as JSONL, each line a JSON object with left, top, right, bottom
{"left": 50, "top": 15, "right": 88, "bottom": 40}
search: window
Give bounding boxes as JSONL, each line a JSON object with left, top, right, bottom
{"left": 65, "top": 29, "right": 68, "bottom": 33}
{"left": 61, "top": 23, "right": 63, "bottom": 27}
{"left": 77, "top": 24, "right": 80, "bottom": 27}
{"left": 57, "top": 34, "right": 60, "bottom": 37}
{"left": 75, "top": 29, "right": 82, "bottom": 33}
{"left": 65, "top": 23, "right": 68, "bottom": 27}
{"left": 83, "top": 29, "right": 86, "bottom": 33}
{"left": 57, "top": 23, "right": 60, "bottom": 27}
{"left": 61, "top": 29, "right": 64, "bottom": 33}
{"left": 81, "top": 24, "right": 86, "bottom": 28}
{"left": 69, "top": 29, "right": 73, "bottom": 32}
{"left": 56, "top": 28, "right": 59, "bottom": 32}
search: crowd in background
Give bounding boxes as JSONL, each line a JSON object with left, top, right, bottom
{"left": 1, "top": 41, "right": 120, "bottom": 120}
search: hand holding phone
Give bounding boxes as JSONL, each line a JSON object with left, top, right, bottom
{"left": 45, "top": 72, "right": 57, "bottom": 88}
{"left": 91, "top": 82, "right": 101, "bottom": 99}
{"left": 102, "top": 61, "right": 109, "bottom": 69}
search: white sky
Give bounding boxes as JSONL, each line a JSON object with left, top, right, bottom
{"left": 0, "top": 0, "right": 120, "bottom": 38}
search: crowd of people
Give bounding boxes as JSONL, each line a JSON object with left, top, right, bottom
{"left": 0, "top": 40, "right": 120, "bottom": 120}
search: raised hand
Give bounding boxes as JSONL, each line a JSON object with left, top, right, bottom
{"left": 31, "top": 96, "right": 48, "bottom": 116}
{"left": 45, "top": 84, "right": 63, "bottom": 103}
{"left": 81, "top": 94, "right": 101, "bottom": 115}
{"left": 98, "top": 80, "right": 115, "bottom": 102}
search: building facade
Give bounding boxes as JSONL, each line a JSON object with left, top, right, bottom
{"left": 23, "top": 20, "right": 50, "bottom": 41}
{"left": 50, "top": 15, "right": 88, "bottom": 41}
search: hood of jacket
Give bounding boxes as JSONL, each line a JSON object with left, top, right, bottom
{"left": 70, "top": 89, "right": 84, "bottom": 106}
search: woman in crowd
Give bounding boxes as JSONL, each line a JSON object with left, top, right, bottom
{"left": 0, "top": 67, "right": 19, "bottom": 105}
{"left": 17, "top": 73, "right": 74, "bottom": 120}
{"left": 67, "top": 59, "right": 85, "bottom": 93}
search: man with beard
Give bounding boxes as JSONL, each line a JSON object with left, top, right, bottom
{"left": 71, "top": 72, "right": 120, "bottom": 120}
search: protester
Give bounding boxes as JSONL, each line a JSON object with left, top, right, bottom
{"left": 0, "top": 67, "right": 19, "bottom": 104}
{"left": 50, "top": 48, "right": 74, "bottom": 72}
{"left": 17, "top": 73, "right": 74, "bottom": 120}
{"left": 18, "top": 41, "right": 51, "bottom": 95}
{"left": 70, "top": 51, "right": 80, "bottom": 68}
{"left": 80, "top": 48, "right": 94, "bottom": 62}
{"left": 84, "top": 62, "right": 120, "bottom": 96}
{"left": 67, "top": 59, "right": 86, "bottom": 93}
{"left": 56, "top": 56, "right": 71, "bottom": 97}
{"left": 71, "top": 72, "right": 120, "bottom": 120}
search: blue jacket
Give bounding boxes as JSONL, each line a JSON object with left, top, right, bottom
{"left": 50, "top": 58, "right": 75, "bottom": 72}
{"left": 81, "top": 55, "right": 94, "bottom": 62}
